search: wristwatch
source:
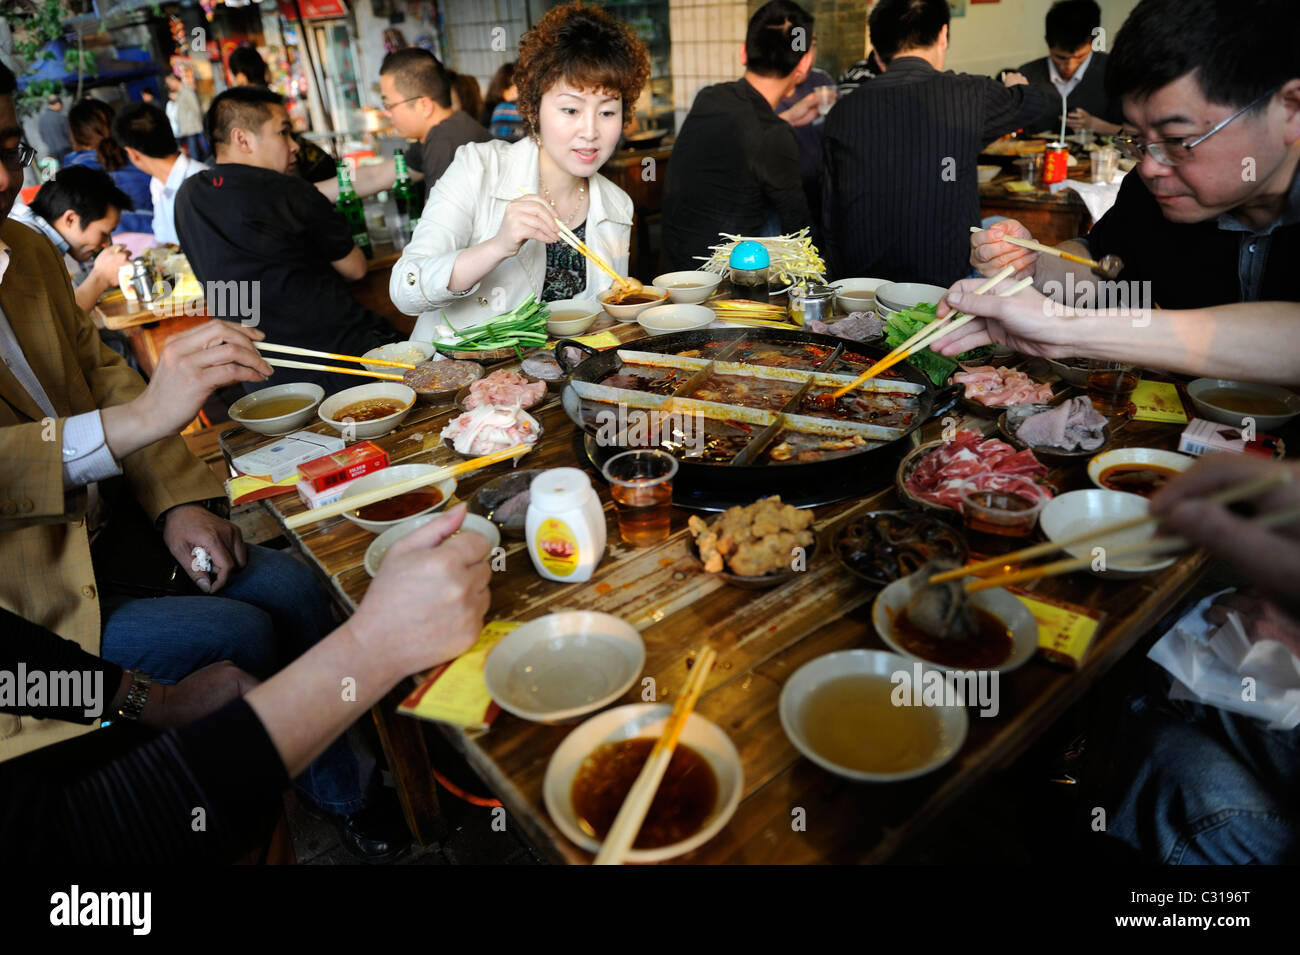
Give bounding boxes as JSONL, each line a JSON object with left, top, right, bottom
{"left": 116, "top": 670, "right": 154, "bottom": 721}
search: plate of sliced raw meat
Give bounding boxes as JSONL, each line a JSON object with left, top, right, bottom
{"left": 896, "top": 430, "right": 1053, "bottom": 513}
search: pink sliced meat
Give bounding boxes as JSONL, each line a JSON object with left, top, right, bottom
{"left": 904, "top": 429, "right": 1051, "bottom": 512}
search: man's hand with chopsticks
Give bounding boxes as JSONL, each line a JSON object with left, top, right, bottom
{"left": 970, "top": 218, "right": 1039, "bottom": 279}
{"left": 493, "top": 193, "right": 562, "bottom": 256}
{"left": 930, "top": 276, "right": 1073, "bottom": 359}
{"left": 101, "top": 320, "right": 273, "bottom": 462}
{"left": 1150, "top": 455, "right": 1300, "bottom": 620}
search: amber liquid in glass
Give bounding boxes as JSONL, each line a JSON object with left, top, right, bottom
{"left": 610, "top": 481, "right": 673, "bottom": 545}
{"left": 1087, "top": 369, "right": 1140, "bottom": 415}
{"left": 962, "top": 490, "right": 1037, "bottom": 557}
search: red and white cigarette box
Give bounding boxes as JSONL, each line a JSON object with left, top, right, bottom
{"left": 297, "top": 441, "right": 389, "bottom": 492}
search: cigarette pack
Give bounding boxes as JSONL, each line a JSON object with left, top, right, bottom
{"left": 230, "top": 432, "right": 347, "bottom": 483}
{"left": 1178, "top": 417, "right": 1284, "bottom": 459}
{"left": 296, "top": 441, "right": 389, "bottom": 492}
{"left": 296, "top": 475, "right": 361, "bottom": 510}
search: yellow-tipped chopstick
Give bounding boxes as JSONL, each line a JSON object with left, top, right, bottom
{"left": 283, "top": 443, "right": 533, "bottom": 530}
{"left": 929, "top": 470, "right": 1293, "bottom": 585}
{"left": 255, "top": 341, "right": 418, "bottom": 370}
{"left": 965, "top": 503, "right": 1300, "bottom": 593}
{"left": 519, "top": 186, "right": 637, "bottom": 292}
{"left": 593, "top": 646, "right": 717, "bottom": 865}
{"left": 968, "top": 226, "right": 1104, "bottom": 271}
{"left": 830, "top": 266, "right": 1017, "bottom": 399}
{"left": 263, "top": 357, "right": 405, "bottom": 382}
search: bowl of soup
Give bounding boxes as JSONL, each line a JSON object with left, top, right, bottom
{"left": 319, "top": 382, "right": 416, "bottom": 439}
{"left": 652, "top": 270, "right": 723, "bottom": 305}
{"left": 779, "top": 649, "right": 968, "bottom": 782}
{"left": 546, "top": 299, "right": 602, "bottom": 337}
{"left": 1187, "top": 378, "right": 1300, "bottom": 431}
{"left": 228, "top": 383, "right": 325, "bottom": 436}
{"left": 829, "top": 277, "right": 888, "bottom": 314}
{"left": 1088, "top": 447, "right": 1195, "bottom": 498}
{"left": 339, "top": 464, "right": 457, "bottom": 533}
{"left": 598, "top": 284, "right": 668, "bottom": 321}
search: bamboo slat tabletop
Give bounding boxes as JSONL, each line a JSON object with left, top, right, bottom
{"left": 220, "top": 340, "right": 1212, "bottom": 864}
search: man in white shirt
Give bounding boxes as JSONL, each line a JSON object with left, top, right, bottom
{"left": 1011, "top": 0, "right": 1122, "bottom": 136}
{"left": 114, "top": 102, "right": 207, "bottom": 246}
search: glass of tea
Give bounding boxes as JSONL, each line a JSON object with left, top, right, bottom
{"left": 601, "top": 450, "right": 678, "bottom": 546}
{"left": 959, "top": 474, "right": 1045, "bottom": 558}
{"left": 1087, "top": 360, "right": 1140, "bottom": 416}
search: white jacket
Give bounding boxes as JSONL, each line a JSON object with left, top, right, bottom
{"left": 390, "top": 137, "right": 633, "bottom": 343}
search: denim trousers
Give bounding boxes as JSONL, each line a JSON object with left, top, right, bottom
{"left": 1107, "top": 667, "right": 1300, "bottom": 864}
{"left": 98, "top": 544, "right": 369, "bottom": 814}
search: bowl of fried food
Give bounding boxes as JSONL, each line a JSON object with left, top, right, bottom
{"left": 687, "top": 496, "right": 817, "bottom": 589}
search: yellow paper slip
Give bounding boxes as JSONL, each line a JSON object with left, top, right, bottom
{"left": 398, "top": 621, "right": 521, "bottom": 730}
{"left": 1131, "top": 379, "right": 1188, "bottom": 424}
{"left": 545, "top": 329, "right": 624, "bottom": 350}
{"left": 1012, "top": 591, "right": 1103, "bottom": 670}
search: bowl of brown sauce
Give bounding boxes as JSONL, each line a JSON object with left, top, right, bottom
{"left": 339, "top": 463, "right": 457, "bottom": 533}
{"left": 598, "top": 284, "right": 668, "bottom": 321}
{"left": 1187, "top": 378, "right": 1300, "bottom": 431}
{"left": 542, "top": 702, "right": 743, "bottom": 862}
{"left": 872, "top": 573, "right": 1039, "bottom": 673}
{"left": 1087, "top": 447, "right": 1194, "bottom": 498}
{"left": 318, "top": 382, "right": 416, "bottom": 439}
{"left": 229, "top": 383, "right": 325, "bottom": 436}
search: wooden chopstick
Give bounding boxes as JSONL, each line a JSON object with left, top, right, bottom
{"left": 968, "top": 226, "right": 1102, "bottom": 270}
{"left": 255, "top": 341, "right": 418, "bottom": 370}
{"left": 263, "top": 356, "right": 405, "bottom": 382}
{"left": 830, "top": 266, "right": 1017, "bottom": 399}
{"left": 593, "top": 646, "right": 717, "bottom": 865}
{"left": 518, "top": 186, "right": 635, "bottom": 291}
{"left": 929, "top": 470, "right": 1293, "bottom": 585}
{"left": 966, "top": 503, "right": 1300, "bottom": 593}
{"left": 282, "top": 443, "right": 533, "bottom": 529}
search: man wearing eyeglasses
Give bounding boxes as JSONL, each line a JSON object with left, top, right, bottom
{"left": 972, "top": 0, "right": 1300, "bottom": 312}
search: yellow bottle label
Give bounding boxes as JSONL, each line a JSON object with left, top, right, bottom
{"left": 536, "top": 518, "right": 580, "bottom": 577}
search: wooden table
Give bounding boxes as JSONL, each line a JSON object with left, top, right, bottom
{"left": 220, "top": 337, "right": 1213, "bottom": 863}
{"left": 979, "top": 162, "right": 1095, "bottom": 247}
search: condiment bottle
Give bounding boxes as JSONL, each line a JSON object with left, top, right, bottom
{"left": 526, "top": 468, "right": 606, "bottom": 583}
{"left": 727, "top": 240, "right": 770, "bottom": 301}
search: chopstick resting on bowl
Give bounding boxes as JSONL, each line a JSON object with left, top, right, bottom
{"left": 283, "top": 443, "right": 534, "bottom": 529}
{"left": 260, "top": 357, "right": 406, "bottom": 382}
{"left": 928, "top": 469, "right": 1294, "bottom": 586}
{"left": 593, "top": 646, "right": 717, "bottom": 865}
{"left": 255, "top": 341, "right": 419, "bottom": 370}
{"left": 830, "top": 266, "right": 1024, "bottom": 399}
{"left": 966, "top": 503, "right": 1300, "bottom": 593}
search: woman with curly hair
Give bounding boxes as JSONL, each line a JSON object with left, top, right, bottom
{"left": 390, "top": 3, "right": 650, "bottom": 342}
{"left": 64, "top": 98, "right": 155, "bottom": 234}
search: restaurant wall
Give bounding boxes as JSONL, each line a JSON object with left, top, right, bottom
{"left": 439, "top": 0, "right": 529, "bottom": 97}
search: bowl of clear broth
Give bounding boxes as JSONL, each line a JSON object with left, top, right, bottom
{"left": 229, "top": 383, "right": 325, "bottom": 436}
{"left": 318, "top": 382, "right": 416, "bottom": 439}
{"left": 1087, "top": 447, "right": 1194, "bottom": 498}
{"left": 543, "top": 702, "right": 743, "bottom": 862}
{"left": 652, "top": 270, "right": 723, "bottom": 304}
{"left": 872, "top": 574, "right": 1039, "bottom": 673}
{"left": 780, "top": 649, "right": 968, "bottom": 782}
{"left": 338, "top": 464, "right": 457, "bottom": 533}
{"left": 1187, "top": 378, "right": 1300, "bottom": 431}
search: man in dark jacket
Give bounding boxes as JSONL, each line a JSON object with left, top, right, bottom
{"left": 1014, "top": 0, "right": 1124, "bottom": 136}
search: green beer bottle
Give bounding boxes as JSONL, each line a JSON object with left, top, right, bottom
{"left": 391, "top": 151, "right": 422, "bottom": 239}
{"left": 335, "top": 161, "right": 373, "bottom": 259}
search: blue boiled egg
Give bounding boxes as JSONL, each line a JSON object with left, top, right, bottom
{"left": 728, "top": 240, "right": 770, "bottom": 270}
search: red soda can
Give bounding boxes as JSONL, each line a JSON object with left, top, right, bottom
{"left": 1043, "top": 144, "right": 1069, "bottom": 185}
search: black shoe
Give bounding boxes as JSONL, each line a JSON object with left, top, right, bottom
{"left": 301, "top": 790, "right": 412, "bottom": 864}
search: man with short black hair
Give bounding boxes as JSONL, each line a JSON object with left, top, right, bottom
{"left": 822, "top": 0, "right": 1046, "bottom": 285}
{"left": 10, "top": 166, "right": 134, "bottom": 312}
{"left": 175, "top": 87, "right": 400, "bottom": 391}
{"left": 1012, "top": 0, "right": 1122, "bottom": 137}
{"left": 113, "top": 102, "right": 207, "bottom": 246}
{"left": 380, "top": 47, "right": 491, "bottom": 192}
{"left": 661, "top": 0, "right": 816, "bottom": 271}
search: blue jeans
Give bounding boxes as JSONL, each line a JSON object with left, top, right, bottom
{"left": 99, "top": 544, "right": 368, "bottom": 814}
{"left": 1107, "top": 669, "right": 1300, "bottom": 864}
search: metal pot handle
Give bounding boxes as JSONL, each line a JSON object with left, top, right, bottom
{"left": 554, "top": 338, "right": 599, "bottom": 373}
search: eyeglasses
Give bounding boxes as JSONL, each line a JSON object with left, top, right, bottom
{"left": 0, "top": 142, "right": 36, "bottom": 169}
{"left": 1113, "top": 87, "right": 1279, "bottom": 167}
{"left": 381, "top": 95, "right": 423, "bottom": 112}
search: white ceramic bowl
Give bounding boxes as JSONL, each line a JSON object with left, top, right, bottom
{"left": 780, "top": 649, "right": 968, "bottom": 782}
{"left": 361, "top": 341, "right": 437, "bottom": 374}
{"left": 1040, "top": 488, "right": 1176, "bottom": 578}
{"left": 1087, "top": 447, "right": 1195, "bottom": 496}
{"left": 652, "top": 270, "right": 723, "bottom": 304}
{"left": 1187, "top": 378, "right": 1300, "bottom": 431}
{"left": 874, "top": 281, "right": 949, "bottom": 317}
{"left": 977, "top": 164, "right": 1000, "bottom": 183}
{"left": 636, "top": 303, "right": 716, "bottom": 336}
{"left": 542, "top": 703, "right": 743, "bottom": 862}
{"left": 364, "top": 510, "right": 500, "bottom": 577}
{"left": 483, "top": 611, "right": 645, "bottom": 724}
{"left": 546, "top": 299, "right": 602, "bottom": 337}
{"left": 829, "top": 277, "right": 888, "bottom": 314}
{"left": 598, "top": 285, "right": 668, "bottom": 321}
{"left": 338, "top": 464, "right": 457, "bottom": 533}
{"left": 873, "top": 574, "right": 1039, "bottom": 673}
{"left": 228, "top": 383, "right": 324, "bottom": 436}
{"left": 318, "top": 382, "right": 416, "bottom": 439}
